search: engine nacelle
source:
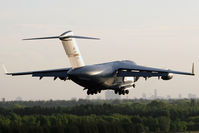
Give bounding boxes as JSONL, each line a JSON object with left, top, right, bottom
{"left": 161, "top": 74, "right": 173, "bottom": 80}
{"left": 59, "top": 77, "right": 67, "bottom": 81}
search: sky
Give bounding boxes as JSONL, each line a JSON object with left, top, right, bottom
{"left": 0, "top": 0, "right": 199, "bottom": 100}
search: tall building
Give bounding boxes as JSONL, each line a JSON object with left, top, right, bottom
{"left": 166, "top": 95, "right": 171, "bottom": 99}
{"left": 142, "top": 93, "right": 146, "bottom": 99}
{"left": 2, "top": 98, "right": 5, "bottom": 102}
{"left": 178, "top": 94, "right": 182, "bottom": 99}
{"left": 86, "top": 95, "right": 90, "bottom": 100}
{"left": 15, "top": 96, "right": 22, "bottom": 101}
{"left": 154, "top": 89, "right": 157, "bottom": 99}
{"left": 105, "top": 90, "right": 121, "bottom": 100}
{"left": 188, "top": 93, "right": 197, "bottom": 99}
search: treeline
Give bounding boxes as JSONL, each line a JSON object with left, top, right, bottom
{"left": 0, "top": 99, "right": 198, "bottom": 133}
{"left": 0, "top": 99, "right": 150, "bottom": 108}
{"left": 0, "top": 98, "right": 195, "bottom": 108}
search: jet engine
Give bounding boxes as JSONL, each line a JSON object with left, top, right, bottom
{"left": 59, "top": 77, "right": 67, "bottom": 81}
{"left": 161, "top": 73, "right": 173, "bottom": 80}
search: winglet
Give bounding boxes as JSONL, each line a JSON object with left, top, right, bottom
{"left": 2, "top": 64, "right": 8, "bottom": 75}
{"left": 192, "top": 62, "right": 195, "bottom": 75}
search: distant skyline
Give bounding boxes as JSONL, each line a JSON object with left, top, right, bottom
{"left": 0, "top": 0, "right": 199, "bottom": 100}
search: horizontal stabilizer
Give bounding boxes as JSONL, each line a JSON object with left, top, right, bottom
{"left": 23, "top": 36, "right": 59, "bottom": 40}
{"left": 23, "top": 31, "right": 100, "bottom": 41}
{"left": 63, "top": 35, "right": 100, "bottom": 40}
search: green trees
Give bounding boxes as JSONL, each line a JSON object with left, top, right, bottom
{"left": 0, "top": 99, "right": 198, "bottom": 132}
{"left": 158, "top": 116, "right": 170, "bottom": 132}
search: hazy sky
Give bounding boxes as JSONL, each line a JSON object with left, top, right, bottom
{"left": 0, "top": 0, "right": 199, "bottom": 100}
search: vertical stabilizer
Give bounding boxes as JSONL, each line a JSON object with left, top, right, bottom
{"left": 22, "top": 30, "right": 99, "bottom": 69}
{"left": 60, "top": 31, "right": 85, "bottom": 68}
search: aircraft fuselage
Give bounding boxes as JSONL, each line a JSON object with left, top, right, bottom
{"left": 67, "top": 60, "right": 136, "bottom": 93}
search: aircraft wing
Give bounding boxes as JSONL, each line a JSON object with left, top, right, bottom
{"left": 117, "top": 64, "right": 194, "bottom": 77}
{"left": 3, "top": 65, "right": 71, "bottom": 80}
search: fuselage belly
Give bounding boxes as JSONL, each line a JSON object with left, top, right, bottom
{"left": 67, "top": 60, "right": 136, "bottom": 90}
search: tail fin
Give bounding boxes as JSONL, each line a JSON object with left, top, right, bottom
{"left": 192, "top": 62, "right": 195, "bottom": 75}
{"left": 2, "top": 64, "right": 8, "bottom": 74}
{"left": 23, "top": 31, "right": 100, "bottom": 69}
{"left": 60, "top": 31, "right": 85, "bottom": 68}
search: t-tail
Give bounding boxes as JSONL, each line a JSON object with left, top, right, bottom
{"left": 23, "top": 31, "right": 100, "bottom": 69}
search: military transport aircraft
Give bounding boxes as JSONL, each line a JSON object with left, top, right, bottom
{"left": 3, "top": 31, "right": 195, "bottom": 95}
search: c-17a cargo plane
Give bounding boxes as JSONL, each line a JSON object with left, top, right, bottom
{"left": 3, "top": 31, "right": 195, "bottom": 95}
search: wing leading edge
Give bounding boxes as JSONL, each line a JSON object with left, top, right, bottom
{"left": 2, "top": 66, "right": 71, "bottom": 80}
{"left": 117, "top": 63, "right": 194, "bottom": 77}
